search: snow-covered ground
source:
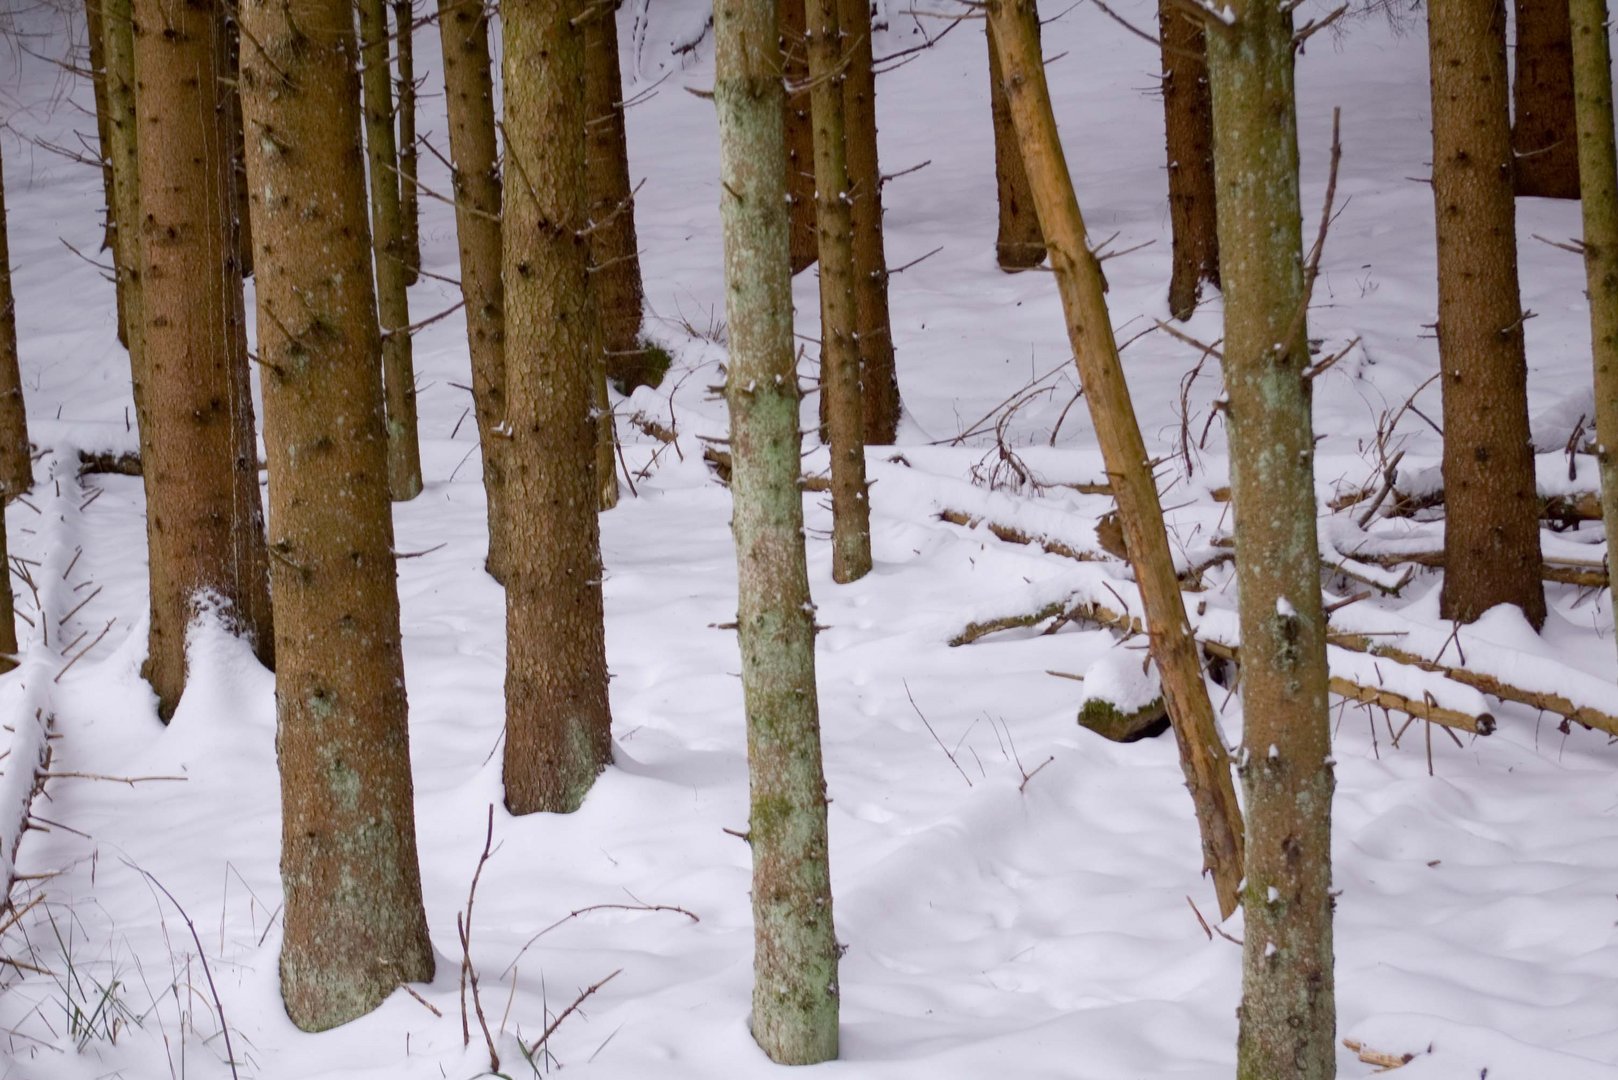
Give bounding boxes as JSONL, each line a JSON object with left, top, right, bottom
{"left": 2, "top": 1, "right": 1618, "bottom": 1076}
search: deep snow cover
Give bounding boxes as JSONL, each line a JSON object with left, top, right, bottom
{"left": 2, "top": 1, "right": 1618, "bottom": 1077}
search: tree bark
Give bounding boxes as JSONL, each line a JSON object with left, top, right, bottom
{"left": 395, "top": 0, "right": 421, "bottom": 284}
{"left": 806, "top": 0, "right": 872, "bottom": 583}
{"left": 780, "top": 0, "right": 818, "bottom": 274}
{"left": 840, "top": 0, "right": 900, "bottom": 444}
{"left": 1512, "top": 0, "right": 1580, "bottom": 198}
{"left": 586, "top": 2, "right": 648, "bottom": 386}
{"left": 436, "top": 0, "right": 509, "bottom": 581}
{"left": 1570, "top": 0, "right": 1618, "bottom": 666}
{"left": 359, "top": 0, "right": 424, "bottom": 501}
{"left": 987, "top": 0, "right": 1245, "bottom": 920}
{"left": 132, "top": 0, "right": 274, "bottom": 718}
{"left": 1159, "top": 3, "right": 1219, "bottom": 319}
{"left": 988, "top": 21, "right": 1045, "bottom": 270}
{"left": 0, "top": 145, "right": 31, "bottom": 503}
{"left": 84, "top": 0, "right": 118, "bottom": 258}
{"left": 103, "top": 0, "right": 140, "bottom": 354}
{"left": 239, "top": 0, "right": 434, "bottom": 1031}
{"left": 502, "top": 0, "right": 615, "bottom": 815}
{"left": 1204, "top": 7, "right": 1335, "bottom": 1078}
{"left": 224, "top": 0, "right": 251, "bottom": 277}
{"left": 1429, "top": 0, "right": 1547, "bottom": 629}
{"left": 714, "top": 0, "right": 839, "bottom": 1061}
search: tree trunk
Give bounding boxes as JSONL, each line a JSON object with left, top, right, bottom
{"left": 1570, "top": 0, "right": 1618, "bottom": 664}
{"left": 839, "top": 0, "right": 900, "bottom": 444}
{"left": 806, "top": 0, "right": 872, "bottom": 583}
{"left": 988, "top": 21, "right": 1045, "bottom": 270}
{"left": 1160, "top": 3, "right": 1219, "bottom": 319}
{"left": 502, "top": 0, "right": 615, "bottom": 815}
{"left": 780, "top": 0, "right": 818, "bottom": 274}
{"left": 1430, "top": 0, "right": 1547, "bottom": 629}
{"left": 714, "top": 0, "right": 839, "bottom": 1061}
{"left": 586, "top": 2, "right": 648, "bottom": 386}
{"left": 224, "top": 0, "right": 251, "bottom": 278}
{"left": 103, "top": 0, "right": 140, "bottom": 353}
{"left": 395, "top": 0, "right": 421, "bottom": 284}
{"left": 359, "top": 0, "right": 424, "bottom": 501}
{"left": 132, "top": 0, "right": 274, "bottom": 718}
{"left": 1512, "top": 0, "right": 1580, "bottom": 197}
{"left": 0, "top": 145, "right": 31, "bottom": 503}
{"left": 84, "top": 0, "right": 117, "bottom": 258}
{"left": 1204, "top": 7, "right": 1335, "bottom": 1078}
{"left": 987, "top": 0, "right": 1245, "bottom": 920}
{"left": 436, "top": 0, "right": 508, "bottom": 581}
{"left": 239, "top": 0, "right": 434, "bottom": 1030}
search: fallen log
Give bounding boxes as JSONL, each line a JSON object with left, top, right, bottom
{"left": 627, "top": 413, "right": 834, "bottom": 492}
{"left": 1342, "top": 1037, "right": 1415, "bottom": 1072}
{"left": 937, "top": 509, "right": 1108, "bottom": 565}
{"left": 1335, "top": 547, "right": 1607, "bottom": 589}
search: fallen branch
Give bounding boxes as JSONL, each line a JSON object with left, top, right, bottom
{"left": 1342, "top": 1037, "right": 1416, "bottom": 1071}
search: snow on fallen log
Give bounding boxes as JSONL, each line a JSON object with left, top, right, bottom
{"left": 0, "top": 657, "right": 53, "bottom": 905}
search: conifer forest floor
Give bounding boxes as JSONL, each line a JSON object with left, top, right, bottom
{"left": 4, "top": 1, "right": 1618, "bottom": 1077}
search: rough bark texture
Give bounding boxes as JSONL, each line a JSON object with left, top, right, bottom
{"left": 85, "top": 0, "right": 118, "bottom": 257}
{"left": 395, "top": 0, "right": 421, "bottom": 284}
{"left": 586, "top": 3, "right": 648, "bottom": 384}
{"left": 1512, "top": 0, "right": 1580, "bottom": 198}
{"left": 0, "top": 146, "right": 31, "bottom": 502}
{"left": 359, "top": 0, "right": 423, "bottom": 501}
{"left": 1429, "top": 0, "right": 1547, "bottom": 629}
{"left": 238, "top": 0, "right": 434, "bottom": 1029}
{"left": 807, "top": 0, "right": 873, "bottom": 583}
{"left": 839, "top": 0, "right": 899, "bottom": 444}
{"left": 987, "top": 0, "right": 1245, "bottom": 920}
{"left": 224, "top": 0, "right": 251, "bottom": 277}
{"left": 1204, "top": 6, "right": 1335, "bottom": 1078}
{"left": 502, "top": 0, "right": 615, "bottom": 815}
{"left": 132, "top": 0, "right": 274, "bottom": 717}
{"left": 714, "top": 0, "right": 839, "bottom": 1060}
{"left": 988, "top": 21, "right": 1045, "bottom": 270}
{"left": 1159, "top": 3, "right": 1220, "bottom": 319}
{"left": 103, "top": 0, "right": 141, "bottom": 354}
{"left": 780, "top": 0, "right": 818, "bottom": 274}
{"left": 436, "top": 0, "right": 508, "bottom": 581}
{"left": 1570, "top": 0, "right": 1618, "bottom": 663}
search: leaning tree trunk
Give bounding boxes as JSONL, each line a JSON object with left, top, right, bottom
{"left": 84, "top": 0, "right": 117, "bottom": 257}
{"left": 839, "top": 0, "right": 900, "bottom": 444}
{"left": 988, "top": 21, "right": 1044, "bottom": 270}
{"left": 1430, "top": 0, "right": 1547, "bottom": 629}
{"left": 806, "top": 0, "right": 872, "bottom": 583}
{"left": 714, "top": 0, "right": 840, "bottom": 1061}
{"left": 1513, "top": 0, "right": 1580, "bottom": 197}
{"left": 437, "top": 0, "right": 509, "bottom": 581}
{"left": 359, "top": 0, "right": 424, "bottom": 501}
{"left": 102, "top": 0, "right": 140, "bottom": 352}
{"left": 1160, "top": 2, "right": 1219, "bottom": 319}
{"left": 131, "top": 0, "right": 274, "bottom": 718}
{"left": 1571, "top": 0, "right": 1618, "bottom": 664}
{"left": 239, "top": 0, "right": 434, "bottom": 1030}
{"left": 0, "top": 144, "right": 31, "bottom": 501}
{"left": 780, "top": 0, "right": 818, "bottom": 273}
{"left": 586, "top": 1, "right": 649, "bottom": 387}
{"left": 1204, "top": 6, "right": 1335, "bottom": 1078}
{"left": 395, "top": 0, "right": 421, "bottom": 284}
{"left": 987, "top": 0, "right": 1245, "bottom": 920}
{"left": 502, "top": 0, "right": 615, "bottom": 815}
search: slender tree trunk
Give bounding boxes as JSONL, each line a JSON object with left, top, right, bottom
{"left": 502, "top": 0, "right": 615, "bottom": 815}
{"left": 780, "top": 0, "right": 818, "bottom": 274}
{"left": 839, "top": 0, "right": 899, "bottom": 444}
{"left": 85, "top": 0, "right": 117, "bottom": 257}
{"left": 1513, "top": 0, "right": 1580, "bottom": 197}
{"left": 437, "top": 0, "right": 508, "bottom": 581}
{"left": 586, "top": 2, "right": 648, "bottom": 385}
{"left": 0, "top": 145, "right": 31, "bottom": 503}
{"left": 1570, "top": 0, "right": 1618, "bottom": 664}
{"left": 988, "top": 21, "right": 1044, "bottom": 270}
{"left": 239, "top": 0, "right": 434, "bottom": 1030}
{"left": 1430, "top": 0, "right": 1547, "bottom": 629}
{"left": 359, "top": 0, "right": 424, "bottom": 501}
{"left": 103, "top": 0, "right": 140, "bottom": 353}
{"left": 224, "top": 0, "right": 251, "bottom": 277}
{"left": 395, "top": 0, "right": 421, "bottom": 284}
{"left": 1160, "top": 3, "right": 1219, "bottom": 319}
{"left": 806, "top": 0, "right": 872, "bottom": 583}
{"left": 132, "top": 0, "right": 274, "bottom": 717}
{"left": 987, "top": 0, "right": 1245, "bottom": 920}
{"left": 1204, "top": 7, "right": 1335, "bottom": 1078}
{"left": 715, "top": 0, "right": 839, "bottom": 1061}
